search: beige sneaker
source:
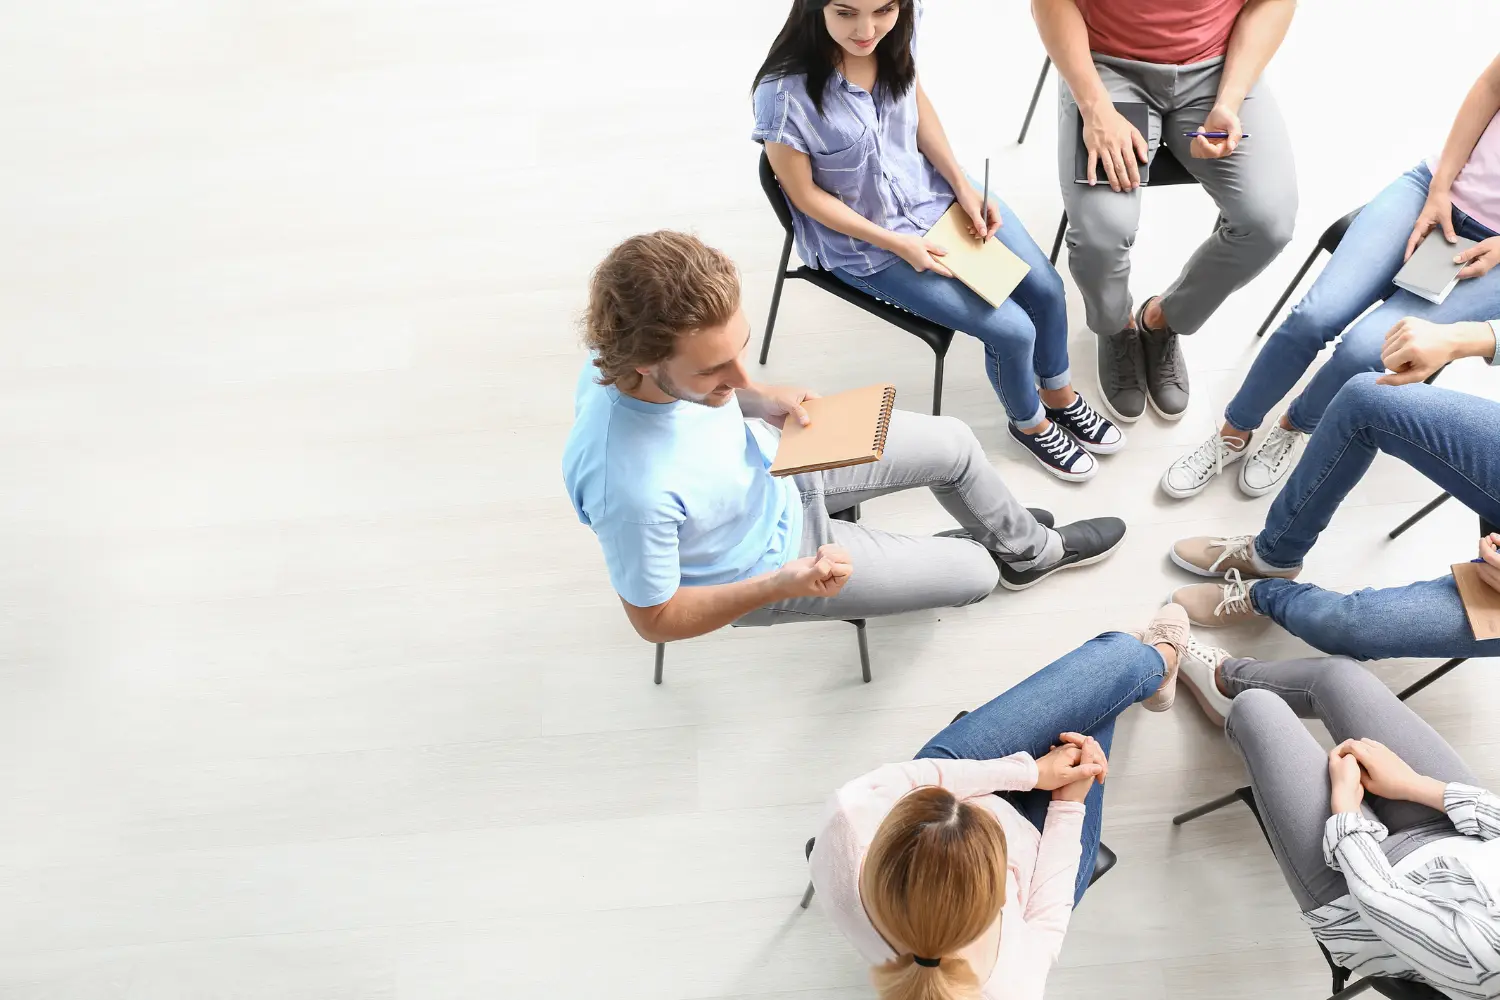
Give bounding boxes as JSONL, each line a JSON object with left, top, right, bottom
{"left": 1179, "top": 634, "right": 1237, "bottom": 727}
{"left": 1169, "top": 534, "right": 1301, "bottom": 580}
{"left": 1138, "top": 603, "right": 1190, "bottom": 712}
{"left": 1171, "top": 570, "right": 1262, "bottom": 627}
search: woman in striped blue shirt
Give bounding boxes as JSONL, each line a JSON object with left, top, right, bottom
{"left": 1177, "top": 639, "right": 1500, "bottom": 998}
{"left": 751, "top": 0, "right": 1122, "bottom": 484}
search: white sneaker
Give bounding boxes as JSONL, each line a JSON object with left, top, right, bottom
{"left": 1238, "top": 424, "right": 1302, "bottom": 498}
{"left": 1178, "top": 633, "right": 1236, "bottom": 727}
{"left": 1160, "top": 432, "right": 1250, "bottom": 499}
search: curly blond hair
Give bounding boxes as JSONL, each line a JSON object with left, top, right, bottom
{"left": 583, "top": 231, "right": 741, "bottom": 389}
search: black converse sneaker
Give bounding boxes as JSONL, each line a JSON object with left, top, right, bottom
{"left": 1045, "top": 394, "right": 1125, "bottom": 455}
{"left": 1008, "top": 422, "right": 1097, "bottom": 483}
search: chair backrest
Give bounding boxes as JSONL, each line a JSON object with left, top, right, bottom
{"left": 758, "top": 150, "right": 797, "bottom": 236}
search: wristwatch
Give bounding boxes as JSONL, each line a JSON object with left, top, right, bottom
{"left": 1489, "top": 319, "right": 1500, "bottom": 366}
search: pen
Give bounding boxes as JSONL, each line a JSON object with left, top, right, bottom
{"left": 1183, "top": 131, "right": 1251, "bottom": 139}
{"left": 980, "top": 157, "right": 989, "bottom": 244}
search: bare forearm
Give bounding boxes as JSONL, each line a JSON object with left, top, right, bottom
{"left": 625, "top": 574, "right": 787, "bottom": 643}
{"left": 1431, "top": 55, "right": 1500, "bottom": 192}
{"left": 915, "top": 82, "right": 966, "bottom": 193}
{"left": 1217, "top": 0, "right": 1295, "bottom": 110}
{"left": 1031, "top": 0, "right": 1111, "bottom": 115}
{"left": 1450, "top": 321, "right": 1499, "bottom": 363}
{"left": 779, "top": 171, "right": 900, "bottom": 250}
{"left": 1407, "top": 776, "right": 1450, "bottom": 813}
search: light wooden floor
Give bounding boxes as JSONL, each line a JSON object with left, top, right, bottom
{"left": 3, "top": 2, "right": 1500, "bottom": 997}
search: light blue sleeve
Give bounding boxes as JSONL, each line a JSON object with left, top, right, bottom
{"left": 751, "top": 77, "right": 811, "bottom": 154}
{"left": 910, "top": 0, "right": 922, "bottom": 61}
{"left": 597, "top": 516, "right": 683, "bottom": 609}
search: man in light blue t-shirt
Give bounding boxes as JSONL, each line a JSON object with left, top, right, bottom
{"left": 563, "top": 231, "right": 1128, "bottom": 644}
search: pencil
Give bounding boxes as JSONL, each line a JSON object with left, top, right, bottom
{"left": 980, "top": 158, "right": 989, "bottom": 244}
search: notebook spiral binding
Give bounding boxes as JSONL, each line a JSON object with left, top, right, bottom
{"left": 872, "top": 386, "right": 897, "bottom": 458}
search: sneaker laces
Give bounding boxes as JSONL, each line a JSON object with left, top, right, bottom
{"left": 1184, "top": 633, "right": 1230, "bottom": 672}
{"left": 1177, "top": 434, "right": 1234, "bottom": 482}
{"left": 1251, "top": 425, "right": 1298, "bottom": 471}
{"left": 1034, "top": 423, "right": 1079, "bottom": 463}
{"left": 1105, "top": 333, "right": 1144, "bottom": 392}
{"left": 1205, "top": 535, "right": 1256, "bottom": 573}
{"left": 1147, "top": 331, "right": 1187, "bottom": 390}
{"left": 1062, "top": 395, "right": 1108, "bottom": 439}
{"left": 1212, "top": 568, "right": 1256, "bottom": 619}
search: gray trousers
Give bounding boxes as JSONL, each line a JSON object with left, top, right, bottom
{"left": 736, "top": 410, "right": 1061, "bottom": 625}
{"left": 1057, "top": 54, "right": 1298, "bottom": 336}
{"left": 1223, "top": 656, "right": 1475, "bottom": 911}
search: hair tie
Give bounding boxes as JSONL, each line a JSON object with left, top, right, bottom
{"left": 912, "top": 956, "right": 941, "bottom": 968}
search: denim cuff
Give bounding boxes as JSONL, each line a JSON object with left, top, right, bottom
{"left": 1013, "top": 403, "right": 1048, "bottom": 432}
{"left": 1252, "top": 533, "right": 1303, "bottom": 572}
{"left": 1038, "top": 368, "right": 1072, "bottom": 393}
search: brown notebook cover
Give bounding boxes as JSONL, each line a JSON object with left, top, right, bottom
{"left": 923, "top": 202, "right": 1032, "bottom": 308}
{"left": 1451, "top": 562, "right": 1500, "bottom": 640}
{"left": 769, "top": 384, "right": 897, "bottom": 477}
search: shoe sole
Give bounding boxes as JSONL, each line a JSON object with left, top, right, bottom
{"left": 999, "top": 531, "right": 1125, "bottom": 592}
{"left": 1094, "top": 368, "right": 1143, "bottom": 425}
{"left": 1011, "top": 434, "right": 1098, "bottom": 483}
{"left": 1236, "top": 467, "right": 1290, "bottom": 498}
{"left": 1179, "top": 669, "right": 1227, "bottom": 727}
{"left": 1076, "top": 433, "right": 1126, "bottom": 456}
{"left": 1168, "top": 548, "right": 1230, "bottom": 578}
{"left": 1146, "top": 392, "right": 1188, "bottom": 422}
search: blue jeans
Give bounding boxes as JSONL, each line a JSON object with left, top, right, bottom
{"left": 1255, "top": 373, "right": 1500, "bottom": 570}
{"left": 1225, "top": 163, "right": 1500, "bottom": 434}
{"left": 914, "top": 632, "right": 1166, "bottom": 904}
{"left": 832, "top": 196, "right": 1070, "bottom": 430}
{"left": 1252, "top": 576, "right": 1500, "bottom": 660}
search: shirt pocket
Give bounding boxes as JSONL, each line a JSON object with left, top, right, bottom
{"left": 810, "top": 129, "right": 878, "bottom": 209}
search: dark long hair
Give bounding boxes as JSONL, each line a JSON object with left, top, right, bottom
{"left": 752, "top": 0, "right": 916, "bottom": 117}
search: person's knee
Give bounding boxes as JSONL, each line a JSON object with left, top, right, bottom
{"left": 1226, "top": 193, "right": 1296, "bottom": 259}
{"left": 1068, "top": 199, "right": 1138, "bottom": 257}
{"left": 1225, "top": 688, "right": 1292, "bottom": 745}
{"left": 1308, "top": 656, "right": 1379, "bottom": 699}
{"left": 944, "top": 543, "right": 1001, "bottom": 605}
{"left": 1325, "top": 370, "right": 1388, "bottom": 421}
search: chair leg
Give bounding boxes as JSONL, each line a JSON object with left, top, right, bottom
{"left": 931, "top": 352, "right": 945, "bottom": 416}
{"left": 1397, "top": 657, "right": 1466, "bottom": 701}
{"left": 799, "top": 881, "right": 816, "bottom": 909}
{"left": 1049, "top": 212, "right": 1067, "bottom": 266}
{"left": 1325, "top": 979, "right": 1374, "bottom": 1000}
{"left": 1256, "top": 246, "right": 1321, "bottom": 338}
{"left": 1171, "top": 789, "right": 1243, "bottom": 826}
{"left": 1017, "top": 56, "right": 1052, "bottom": 145}
{"left": 850, "top": 619, "right": 871, "bottom": 683}
{"left": 759, "top": 233, "right": 795, "bottom": 365}
{"left": 653, "top": 642, "right": 665, "bottom": 685}
{"left": 1388, "top": 492, "right": 1452, "bottom": 540}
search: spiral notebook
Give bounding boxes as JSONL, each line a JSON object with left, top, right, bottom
{"left": 768, "top": 384, "right": 897, "bottom": 477}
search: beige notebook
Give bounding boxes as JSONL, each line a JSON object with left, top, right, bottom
{"left": 1451, "top": 562, "right": 1500, "bottom": 640}
{"left": 924, "top": 202, "right": 1032, "bottom": 308}
{"left": 769, "top": 384, "right": 897, "bottom": 477}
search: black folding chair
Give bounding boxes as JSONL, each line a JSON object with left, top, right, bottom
{"left": 1256, "top": 208, "right": 1364, "bottom": 337}
{"left": 801, "top": 709, "right": 1118, "bottom": 909}
{"left": 651, "top": 506, "right": 870, "bottom": 685}
{"left": 1017, "top": 56, "right": 1052, "bottom": 145}
{"left": 1048, "top": 143, "right": 1202, "bottom": 266}
{"left": 1177, "top": 787, "right": 1448, "bottom": 1000}
{"left": 756, "top": 151, "right": 955, "bottom": 415}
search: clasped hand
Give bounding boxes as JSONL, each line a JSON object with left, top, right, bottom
{"left": 1036, "top": 733, "right": 1108, "bottom": 803}
{"left": 1327, "top": 738, "right": 1443, "bottom": 815}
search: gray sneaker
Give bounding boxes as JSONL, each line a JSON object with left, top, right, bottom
{"left": 1096, "top": 329, "right": 1146, "bottom": 424}
{"left": 1137, "top": 299, "right": 1189, "bottom": 420}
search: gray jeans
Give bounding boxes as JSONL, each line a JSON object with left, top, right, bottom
{"left": 736, "top": 410, "right": 1061, "bottom": 625}
{"left": 1057, "top": 54, "right": 1298, "bottom": 336}
{"left": 1223, "top": 656, "right": 1476, "bottom": 911}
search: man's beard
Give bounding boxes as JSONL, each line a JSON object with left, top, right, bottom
{"left": 651, "top": 369, "right": 733, "bottom": 407}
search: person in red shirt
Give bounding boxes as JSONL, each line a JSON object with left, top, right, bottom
{"left": 1031, "top": 0, "right": 1298, "bottom": 425}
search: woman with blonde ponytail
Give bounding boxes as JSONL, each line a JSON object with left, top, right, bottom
{"left": 809, "top": 605, "right": 1192, "bottom": 1000}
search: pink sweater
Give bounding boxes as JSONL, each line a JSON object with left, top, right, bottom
{"left": 808, "top": 755, "right": 1086, "bottom": 1000}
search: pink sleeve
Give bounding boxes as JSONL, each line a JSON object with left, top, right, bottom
{"left": 1022, "top": 800, "right": 1086, "bottom": 959}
